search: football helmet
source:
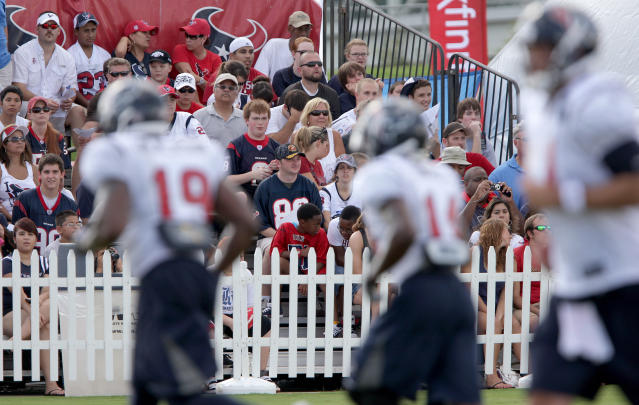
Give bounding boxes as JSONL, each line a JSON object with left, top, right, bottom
{"left": 98, "top": 79, "right": 166, "bottom": 133}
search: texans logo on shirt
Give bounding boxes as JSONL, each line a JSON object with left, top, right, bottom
{"left": 288, "top": 243, "right": 308, "bottom": 271}
{"left": 5, "top": 182, "right": 25, "bottom": 201}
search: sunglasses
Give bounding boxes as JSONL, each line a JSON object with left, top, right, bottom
{"left": 310, "top": 110, "right": 329, "bottom": 117}
{"left": 216, "top": 84, "right": 238, "bottom": 91}
{"left": 178, "top": 88, "right": 196, "bottom": 93}
{"left": 30, "top": 106, "right": 51, "bottom": 113}
{"left": 302, "top": 61, "right": 323, "bottom": 68}
{"left": 40, "top": 22, "right": 59, "bottom": 30}
{"left": 534, "top": 225, "right": 551, "bottom": 231}
{"left": 6, "top": 136, "right": 25, "bottom": 143}
{"left": 185, "top": 34, "right": 204, "bottom": 40}
{"left": 109, "top": 71, "right": 130, "bottom": 78}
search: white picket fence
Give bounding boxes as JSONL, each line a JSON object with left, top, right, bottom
{"left": 0, "top": 245, "right": 551, "bottom": 393}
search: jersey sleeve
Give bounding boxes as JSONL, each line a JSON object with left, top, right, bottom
{"left": 186, "top": 115, "right": 207, "bottom": 137}
{"left": 12, "top": 192, "right": 28, "bottom": 223}
{"left": 226, "top": 142, "right": 241, "bottom": 175}
{"left": 327, "top": 218, "right": 343, "bottom": 246}
{"left": 253, "top": 182, "right": 273, "bottom": 231}
{"left": 269, "top": 223, "right": 288, "bottom": 256}
{"left": 319, "top": 188, "right": 331, "bottom": 212}
{"left": 172, "top": 44, "right": 190, "bottom": 65}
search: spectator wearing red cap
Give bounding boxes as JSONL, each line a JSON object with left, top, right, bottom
{"left": 113, "top": 19, "right": 159, "bottom": 79}
{"left": 173, "top": 18, "right": 222, "bottom": 104}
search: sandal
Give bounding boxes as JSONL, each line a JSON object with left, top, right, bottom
{"left": 44, "top": 387, "right": 65, "bottom": 396}
{"left": 486, "top": 379, "right": 512, "bottom": 389}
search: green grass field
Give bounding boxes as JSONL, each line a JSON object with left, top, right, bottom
{"left": 0, "top": 386, "right": 630, "bottom": 405}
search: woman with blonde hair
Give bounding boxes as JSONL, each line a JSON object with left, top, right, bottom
{"left": 463, "top": 218, "right": 522, "bottom": 389}
{"left": 293, "top": 126, "right": 329, "bottom": 189}
{"left": 299, "top": 97, "right": 345, "bottom": 180}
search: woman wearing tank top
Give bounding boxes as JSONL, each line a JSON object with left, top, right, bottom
{"left": 0, "top": 125, "right": 37, "bottom": 220}
{"left": 299, "top": 97, "right": 345, "bottom": 181}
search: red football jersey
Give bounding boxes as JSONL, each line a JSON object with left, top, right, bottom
{"left": 270, "top": 222, "right": 329, "bottom": 274}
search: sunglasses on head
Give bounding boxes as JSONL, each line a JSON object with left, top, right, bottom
{"left": 31, "top": 106, "right": 51, "bottom": 113}
{"left": 302, "top": 61, "right": 323, "bottom": 68}
{"left": 534, "top": 225, "right": 551, "bottom": 231}
{"left": 216, "top": 84, "right": 237, "bottom": 91}
{"left": 109, "top": 71, "right": 130, "bottom": 78}
{"left": 185, "top": 34, "right": 204, "bottom": 40}
{"left": 310, "top": 110, "right": 329, "bottom": 117}
{"left": 178, "top": 87, "right": 196, "bottom": 93}
{"left": 6, "top": 136, "right": 25, "bottom": 143}
{"left": 40, "top": 22, "right": 59, "bottom": 30}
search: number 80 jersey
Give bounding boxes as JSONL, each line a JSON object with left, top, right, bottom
{"left": 81, "top": 130, "right": 226, "bottom": 277}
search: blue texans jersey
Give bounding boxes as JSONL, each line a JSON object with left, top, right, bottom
{"left": 12, "top": 187, "right": 79, "bottom": 254}
{"left": 27, "top": 126, "right": 72, "bottom": 170}
{"left": 227, "top": 133, "right": 279, "bottom": 198}
{"left": 253, "top": 174, "right": 322, "bottom": 232}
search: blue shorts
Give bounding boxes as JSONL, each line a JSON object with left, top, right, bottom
{"left": 531, "top": 284, "right": 639, "bottom": 401}
{"left": 334, "top": 265, "right": 361, "bottom": 298}
{"left": 348, "top": 267, "right": 480, "bottom": 404}
{"left": 133, "top": 257, "right": 219, "bottom": 399}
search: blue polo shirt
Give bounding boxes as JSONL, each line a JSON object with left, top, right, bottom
{"left": 489, "top": 154, "right": 528, "bottom": 215}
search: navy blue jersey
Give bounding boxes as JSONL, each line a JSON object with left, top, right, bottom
{"left": 253, "top": 174, "right": 322, "bottom": 232}
{"left": 227, "top": 133, "right": 280, "bottom": 198}
{"left": 12, "top": 187, "right": 79, "bottom": 254}
{"left": 2, "top": 255, "right": 48, "bottom": 316}
{"left": 27, "top": 126, "right": 71, "bottom": 170}
{"left": 76, "top": 181, "right": 95, "bottom": 220}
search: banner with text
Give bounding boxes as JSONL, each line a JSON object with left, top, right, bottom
{"left": 428, "top": 0, "right": 487, "bottom": 67}
{"left": 6, "top": 1, "right": 322, "bottom": 60}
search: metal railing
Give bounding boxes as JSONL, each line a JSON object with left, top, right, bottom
{"left": 447, "top": 54, "right": 521, "bottom": 165}
{"left": 323, "top": 0, "right": 446, "bottom": 130}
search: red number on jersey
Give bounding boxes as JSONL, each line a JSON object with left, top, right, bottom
{"left": 425, "top": 195, "right": 458, "bottom": 238}
{"left": 154, "top": 169, "right": 212, "bottom": 219}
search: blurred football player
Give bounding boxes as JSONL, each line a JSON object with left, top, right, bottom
{"left": 521, "top": 6, "right": 639, "bottom": 404}
{"left": 345, "top": 98, "right": 480, "bottom": 405}
{"left": 76, "top": 79, "right": 256, "bottom": 405}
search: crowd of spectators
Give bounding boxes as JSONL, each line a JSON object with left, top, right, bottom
{"left": 0, "top": 5, "right": 535, "bottom": 393}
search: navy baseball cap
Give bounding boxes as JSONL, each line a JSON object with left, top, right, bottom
{"left": 149, "top": 49, "right": 172, "bottom": 65}
{"left": 275, "top": 143, "right": 305, "bottom": 160}
{"left": 74, "top": 12, "right": 98, "bottom": 29}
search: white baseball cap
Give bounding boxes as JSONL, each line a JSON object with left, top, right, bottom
{"left": 174, "top": 73, "right": 197, "bottom": 90}
{"left": 37, "top": 12, "right": 60, "bottom": 26}
{"left": 229, "top": 37, "right": 254, "bottom": 53}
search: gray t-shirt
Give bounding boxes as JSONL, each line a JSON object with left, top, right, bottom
{"left": 193, "top": 104, "right": 247, "bottom": 147}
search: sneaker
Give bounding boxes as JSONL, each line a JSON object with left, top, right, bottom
{"left": 223, "top": 353, "right": 233, "bottom": 366}
{"left": 260, "top": 376, "right": 281, "bottom": 392}
{"left": 332, "top": 323, "right": 343, "bottom": 338}
{"left": 205, "top": 378, "right": 217, "bottom": 393}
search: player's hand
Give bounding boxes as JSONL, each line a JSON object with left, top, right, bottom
{"left": 46, "top": 99, "right": 60, "bottom": 113}
{"left": 468, "top": 120, "right": 482, "bottom": 137}
{"left": 253, "top": 166, "right": 272, "bottom": 181}
{"left": 471, "top": 180, "right": 492, "bottom": 203}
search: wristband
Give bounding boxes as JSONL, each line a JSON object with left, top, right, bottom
{"left": 558, "top": 180, "right": 586, "bottom": 214}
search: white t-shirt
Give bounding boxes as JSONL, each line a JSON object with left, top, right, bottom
{"left": 319, "top": 181, "right": 361, "bottom": 219}
{"left": 0, "top": 116, "right": 29, "bottom": 133}
{"left": 13, "top": 39, "right": 78, "bottom": 100}
{"left": 254, "top": 38, "right": 293, "bottom": 79}
{"left": 0, "top": 161, "right": 35, "bottom": 212}
{"left": 524, "top": 72, "right": 639, "bottom": 298}
{"left": 67, "top": 42, "right": 110, "bottom": 99}
{"left": 327, "top": 217, "right": 348, "bottom": 248}
{"left": 168, "top": 112, "right": 207, "bottom": 138}
{"left": 81, "top": 127, "right": 226, "bottom": 277}
{"left": 354, "top": 153, "right": 465, "bottom": 284}
{"left": 266, "top": 104, "right": 301, "bottom": 137}
{"left": 220, "top": 268, "right": 255, "bottom": 315}
{"left": 333, "top": 109, "right": 356, "bottom": 137}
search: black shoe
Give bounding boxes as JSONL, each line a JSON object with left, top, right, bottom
{"left": 262, "top": 306, "right": 272, "bottom": 317}
{"left": 223, "top": 353, "right": 233, "bottom": 366}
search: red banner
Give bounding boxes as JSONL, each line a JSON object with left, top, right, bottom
{"left": 428, "top": 0, "right": 487, "bottom": 66}
{"left": 6, "top": 1, "right": 323, "bottom": 61}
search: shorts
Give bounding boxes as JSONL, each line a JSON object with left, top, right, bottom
{"left": 531, "top": 284, "right": 639, "bottom": 401}
{"left": 222, "top": 314, "right": 271, "bottom": 338}
{"left": 256, "top": 237, "right": 272, "bottom": 255}
{"left": 334, "top": 265, "right": 360, "bottom": 297}
{"left": 348, "top": 267, "right": 480, "bottom": 404}
{"left": 133, "top": 257, "right": 219, "bottom": 399}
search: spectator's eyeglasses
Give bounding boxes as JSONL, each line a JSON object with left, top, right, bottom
{"left": 109, "top": 71, "right": 130, "bottom": 77}
{"left": 6, "top": 136, "right": 25, "bottom": 143}
{"left": 185, "top": 34, "right": 204, "bottom": 40}
{"left": 63, "top": 222, "right": 82, "bottom": 228}
{"left": 30, "top": 107, "right": 51, "bottom": 113}
{"left": 302, "top": 61, "right": 323, "bottom": 68}
{"left": 216, "top": 84, "right": 237, "bottom": 91}
{"left": 40, "top": 22, "right": 59, "bottom": 30}
{"left": 350, "top": 52, "right": 368, "bottom": 57}
{"left": 534, "top": 225, "right": 551, "bottom": 231}
{"left": 178, "top": 88, "right": 196, "bottom": 93}
{"left": 310, "top": 110, "right": 329, "bottom": 116}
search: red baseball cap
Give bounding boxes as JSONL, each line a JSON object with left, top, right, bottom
{"left": 180, "top": 18, "right": 210, "bottom": 37}
{"left": 158, "top": 84, "right": 178, "bottom": 98}
{"left": 27, "top": 96, "right": 49, "bottom": 112}
{"left": 124, "top": 20, "right": 159, "bottom": 36}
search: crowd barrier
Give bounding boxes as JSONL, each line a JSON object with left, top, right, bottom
{"left": 0, "top": 246, "right": 550, "bottom": 395}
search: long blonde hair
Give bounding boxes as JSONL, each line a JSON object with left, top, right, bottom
{"left": 299, "top": 97, "right": 333, "bottom": 127}
{"left": 478, "top": 218, "right": 508, "bottom": 271}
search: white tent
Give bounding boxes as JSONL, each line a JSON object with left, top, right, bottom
{"left": 489, "top": 0, "right": 639, "bottom": 109}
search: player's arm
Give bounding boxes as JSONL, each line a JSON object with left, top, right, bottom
{"left": 367, "top": 198, "right": 415, "bottom": 284}
{"left": 76, "top": 180, "right": 130, "bottom": 251}
{"left": 211, "top": 181, "right": 257, "bottom": 271}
